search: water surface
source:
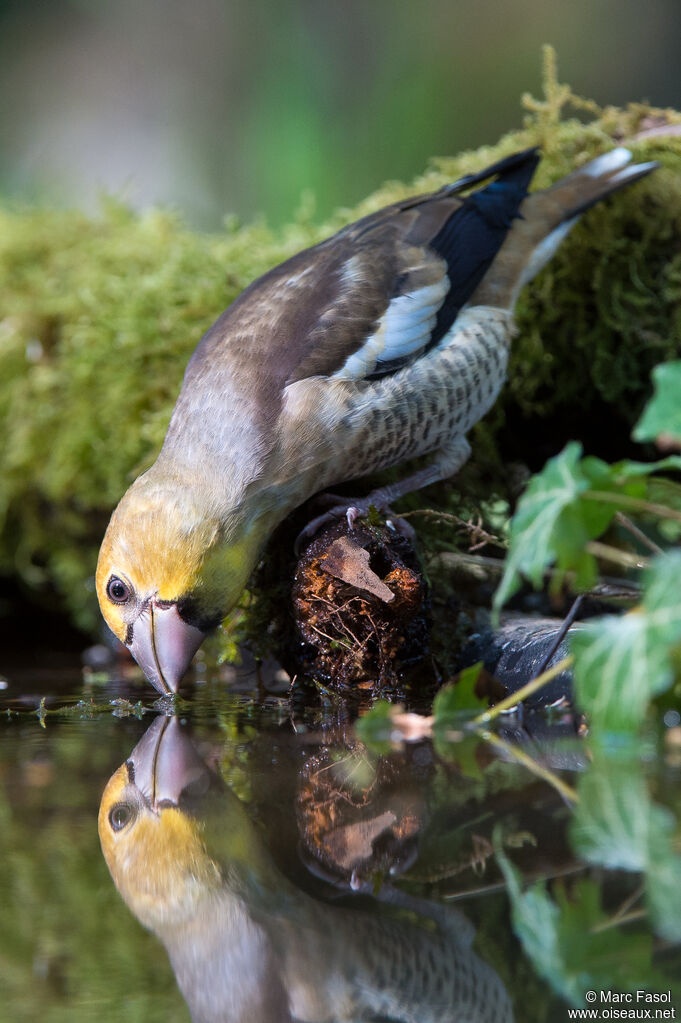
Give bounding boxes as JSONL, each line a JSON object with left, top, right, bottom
{"left": 1, "top": 661, "right": 679, "bottom": 1022}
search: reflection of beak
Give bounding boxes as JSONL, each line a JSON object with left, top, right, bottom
{"left": 127, "top": 716, "right": 210, "bottom": 809}
{"left": 128, "top": 602, "right": 205, "bottom": 695}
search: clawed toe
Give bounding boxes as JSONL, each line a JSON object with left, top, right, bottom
{"left": 293, "top": 500, "right": 380, "bottom": 554}
{"left": 294, "top": 497, "right": 401, "bottom": 555}
{"left": 384, "top": 515, "right": 416, "bottom": 541}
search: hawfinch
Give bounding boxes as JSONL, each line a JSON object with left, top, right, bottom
{"left": 96, "top": 147, "right": 656, "bottom": 693}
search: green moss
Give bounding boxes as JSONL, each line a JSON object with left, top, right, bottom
{"left": 1, "top": 49, "right": 680, "bottom": 632}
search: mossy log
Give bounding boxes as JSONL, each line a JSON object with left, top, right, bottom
{"left": 1, "top": 54, "right": 680, "bottom": 633}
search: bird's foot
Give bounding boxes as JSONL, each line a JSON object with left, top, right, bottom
{"left": 294, "top": 504, "right": 351, "bottom": 553}
{"left": 294, "top": 494, "right": 414, "bottom": 554}
{"left": 343, "top": 502, "right": 416, "bottom": 540}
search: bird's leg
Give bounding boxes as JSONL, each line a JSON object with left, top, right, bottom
{"left": 347, "top": 436, "right": 473, "bottom": 523}
{"left": 295, "top": 436, "right": 472, "bottom": 550}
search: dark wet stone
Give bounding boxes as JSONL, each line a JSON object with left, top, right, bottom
{"left": 458, "top": 613, "right": 580, "bottom": 707}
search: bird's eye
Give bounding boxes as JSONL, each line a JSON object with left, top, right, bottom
{"left": 107, "top": 575, "right": 131, "bottom": 604}
{"left": 109, "top": 802, "right": 135, "bottom": 832}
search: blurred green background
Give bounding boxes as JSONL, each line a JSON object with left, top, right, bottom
{"left": 1, "top": 0, "right": 680, "bottom": 227}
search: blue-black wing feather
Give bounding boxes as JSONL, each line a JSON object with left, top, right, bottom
{"left": 428, "top": 148, "right": 540, "bottom": 348}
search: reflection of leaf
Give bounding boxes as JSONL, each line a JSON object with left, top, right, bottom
{"left": 571, "top": 552, "right": 681, "bottom": 732}
{"left": 497, "top": 846, "right": 662, "bottom": 1005}
{"left": 355, "top": 702, "right": 436, "bottom": 750}
{"left": 358, "top": 666, "right": 487, "bottom": 758}
{"left": 570, "top": 749, "right": 681, "bottom": 942}
{"left": 633, "top": 360, "right": 681, "bottom": 445}
{"left": 432, "top": 731, "right": 485, "bottom": 780}
{"left": 355, "top": 701, "right": 396, "bottom": 754}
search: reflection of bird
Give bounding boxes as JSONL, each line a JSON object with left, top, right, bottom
{"left": 99, "top": 716, "right": 513, "bottom": 1022}
{"left": 96, "top": 148, "right": 656, "bottom": 693}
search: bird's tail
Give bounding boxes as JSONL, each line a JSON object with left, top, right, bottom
{"left": 470, "top": 147, "right": 658, "bottom": 309}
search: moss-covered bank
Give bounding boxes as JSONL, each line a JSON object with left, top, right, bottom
{"left": 1, "top": 52, "right": 680, "bottom": 632}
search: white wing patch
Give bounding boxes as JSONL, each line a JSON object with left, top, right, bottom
{"left": 582, "top": 147, "right": 631, "bottom": 177}
{"left": 332, "top": 277, "right": 449, "bottom": 380}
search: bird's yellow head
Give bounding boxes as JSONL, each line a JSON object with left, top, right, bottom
{"left": 96, "top": 471, "right": 263, "bottom": 694}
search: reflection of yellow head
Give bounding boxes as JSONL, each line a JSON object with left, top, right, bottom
{"left": 98, "top": 762, "right": 222, "bottom": 933}
{"left": 98, "top": 720, "right": 514, "bottom": 1023}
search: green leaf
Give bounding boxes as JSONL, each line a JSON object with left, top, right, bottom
{"left": 646, "top": 476, "right": 681, "bottom": 513}
{"left": 633, "top": 360, "right": 681, "bottom": 445}
{"left": 494, "top": 443, "right": 604, "bottom": 612}
{"left": 571, "top": 551, "right": 681, "bottom": 733}
{"left": 647, "top": 477, "right": 681, "bottom": 542}
{"left": 496, "top": 844, "right": 660, "bottom": 1005}
{"left": 571, "top": 755, "right": 652, "bottom": 872}
{"left": 571, "top": 748, "right": 681, "bottom": 943}
{"left": 646, "top": 821, "right": 681, "bottom": 943}
{"left": 432, "top": 662, "right": 485, "bottom": 719}
{"left": 495, "top": 442, "right": 681, "bottom": 615}
{"left": 612, "top": 455, "right": 681, "bottom": 478}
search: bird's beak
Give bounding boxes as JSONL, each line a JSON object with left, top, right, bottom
{"left": 127, "top": 716, "right": 210, "bottom": 809}
{"left": 128, "top": 602, "right": 206, "bottom": 695}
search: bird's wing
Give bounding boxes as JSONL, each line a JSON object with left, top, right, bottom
{"left": 186, "top": 149, "right": 539, "bottom": 407}
{"left": 295, "top": 147, "right": 540, "bottom": 384}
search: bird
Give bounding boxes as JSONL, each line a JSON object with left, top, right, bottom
{"left": 99, "top": 715, "right": 514, "bottom": 1022}
{"left": 96, "top": 146, "right": 657, "bottom": 694}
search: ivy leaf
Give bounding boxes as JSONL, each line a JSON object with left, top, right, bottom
{"left": 646, "top": 477, "right": 681, "bottom": 542}
{"left": 432, "top": 662, "right": 485, "bottom": 720}
{"left": 633, "top": 360, "right": 681, "bottom": 445}
{"left": 571, "top": 756, "right": 654, "bottom": 873}
{"left": 571, "top": 551, "right": 681, "bottom": 733}
{"left": 646, "top": 476, "right": 681, "bottom": 513}
{"left": 613, "top": 455, "right": 681, "bottom": 478}
{"left": 494, "top": 443, "right": 681, "bottom": 615}
{"left": 494, "top": 443, "right": 606, "bottom": 612}
{"left": 571, "top": 748, "right": 681, "bottom": 943}
{"left": 496, "top": 844, "right": 661, "bottom": 1005}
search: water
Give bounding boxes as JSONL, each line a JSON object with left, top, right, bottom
{"left": 0, "top": 660, "right": 679, "bottom": 1022}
